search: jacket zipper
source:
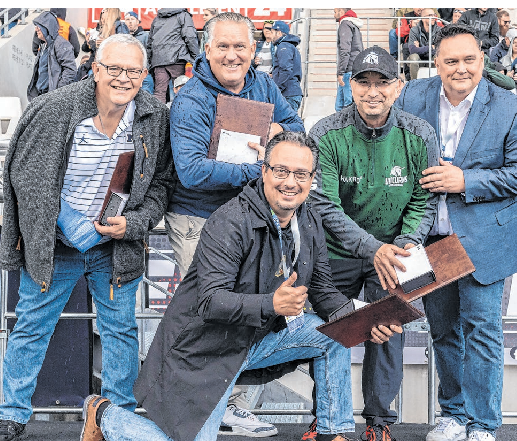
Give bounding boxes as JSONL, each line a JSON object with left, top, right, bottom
{"left": 369, "top": 128, "right": 377, "bottom": 188}
{"left": 139, "top": 134, "right": 148, "bottom": 179}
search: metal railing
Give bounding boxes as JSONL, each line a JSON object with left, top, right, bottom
{"left": 0, "top": 244, "right": 517, "bottom": 422}
{"left": 0, "top": 9, "right": 29, "bottom": 39}
{"left": 291, "top": 13, "right": 448, "bottom": 104}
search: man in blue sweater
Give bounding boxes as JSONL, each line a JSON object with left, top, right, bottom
{"left": 166, "top": 12, "right": 304, "bottom": 437}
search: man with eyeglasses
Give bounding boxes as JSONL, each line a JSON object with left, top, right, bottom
{"left": 165, "top": 12, "right": 303, "bottom": 437}
{"left": 80, "top": 131, "right": 402, "bottom": 441}
{"left": 0, "top": 34, "right": 174, "bottom": 441}
{"left": 306, "top": 46, "right": 439, "bottom": 441}
{"left": 496, "top": 9, "right": 511, "bottom": 39}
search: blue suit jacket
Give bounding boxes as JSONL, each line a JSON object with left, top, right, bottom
{"left": 396, "top": 76, "right": 517, "bottom": 285}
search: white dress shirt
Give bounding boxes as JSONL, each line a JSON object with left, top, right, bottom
{"left": 429, "top": 85, "right": 478, "bottom": 235}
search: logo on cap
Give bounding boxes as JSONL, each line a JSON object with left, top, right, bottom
{"left": 363, "top": 52, "right": 379, "bottom": 65}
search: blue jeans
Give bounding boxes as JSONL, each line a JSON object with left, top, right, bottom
{"left": 285, "top": 95, "right": 303, "bottom": 112}
{"left": 422, "top": 261, "right": 504, "bottom": 436}
{"left": 0, "top": 241, "right": 141, "bottom": 424}
{"left": 141, "top": 73, "right": 154, "bottom": 94}
{"left": 101, "top": 314, "right": 354, "bottom": 441}
{"left": 335, "top": 72, "right": 352, "bottom": 112}
{"left": 388, "top": 29, "right": 399, "bottom": 57}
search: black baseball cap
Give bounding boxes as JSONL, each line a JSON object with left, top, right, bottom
{"left": 351, "top": 46, "right": 398, "bottom": 80}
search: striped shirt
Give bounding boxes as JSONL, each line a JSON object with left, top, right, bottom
{"left": 58, "top": 101, "right": 135, "bottom": 244}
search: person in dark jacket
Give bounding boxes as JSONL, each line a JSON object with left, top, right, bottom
{"left": 334, "top": 8, "right": 364, "bottom": 112}
{"left": 270, "top": 20, "right": 303, "bottom": 111}
{"left": 27, "top": 11, "right": 76, "bottom": 101}
{"left": 31, "top": 8, "right": 80, "bottom": 58}
{"left": 458, "top": 8, "right": 499, "bottom": 53}
{"left": 125, "top": 11, "right": 153, "bottom": 94}
{"left": 407, "top": 8, "right": 439, "bottom": 79}
{"left": 253, "top": 20, "right": 275, "bottom": 74}
{"left": 80, "top": 131, "right": 402, "bottom": 441}
{"left": 166, "top": 14, "right": 303, "bottom": 435}
{"left": 0, "top": 34, "right": 174, "bottom": 441}
{"left": 147, "top": 8, "right": 199, "bottom": 103}
{"left": 490, "top": 27, "right": 517, "bottom": 63}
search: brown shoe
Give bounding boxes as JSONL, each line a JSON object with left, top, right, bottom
{"left": 80, "top": 394, "right": 110, "bottom": 441}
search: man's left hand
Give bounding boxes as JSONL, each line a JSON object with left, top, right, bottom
{"left": 370, "top": 324, "right": 403, "bottom": 344}
{"left": 420, "top": 158, "right": 465, "bottom": 193}
{"left": 94, "top": 216, "right": 127, "bottom": 239}
{"left": 268, "top": 123, "right": 283, "bottom": 141}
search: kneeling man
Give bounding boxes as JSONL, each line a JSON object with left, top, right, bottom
{"left": 81, "top": 132, "right": 402, "bottom": 441}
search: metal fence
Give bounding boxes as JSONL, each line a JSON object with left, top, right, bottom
{"left": 0, "top": 9, "right": 30, "bottom": 39}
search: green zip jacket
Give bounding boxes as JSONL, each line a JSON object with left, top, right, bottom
{"left": 309, "top": 104, "right": 440, "bottom": 260}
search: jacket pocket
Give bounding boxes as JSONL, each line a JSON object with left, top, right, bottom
{"left": 470, "top": 147, "right": 499, "bottom": 159}
{"left": 495, "top": 200, "right": 517, "bottom": 226}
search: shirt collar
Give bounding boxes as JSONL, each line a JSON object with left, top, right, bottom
{"left": 82, "top": 100, "right": 135, "bottom": 129}
{"left": 440, "top": 84, "right": 478, "bottom": 111}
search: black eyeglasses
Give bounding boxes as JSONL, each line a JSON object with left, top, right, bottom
{"left": 98, "top": 62, "right": 144, "bottom": 79}
{"left": 264, "top": 163, "right": 314, "bottom": 182}
{"left": 264, "top": 27, "right": 273, "bottom": 31}
{"left": 504, "top": 20, "right": 511, "bottom": 25}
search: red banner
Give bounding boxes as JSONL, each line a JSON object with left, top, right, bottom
{"left": 87, "top": 8, "right": 293, "bottom": 32}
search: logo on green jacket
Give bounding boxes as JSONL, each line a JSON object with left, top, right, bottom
{"left": 385, "top": 166, "right": 408, "bottom": 187}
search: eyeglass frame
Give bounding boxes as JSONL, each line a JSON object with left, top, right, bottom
{"left": 352, "top": 77, "right": 398, "bottom": 90}
{"left": 503, "top": 20, "right": 512, "bottom": 25}
{"left": 263, "top": 163, "right": 315, "bottom": 182}
{"left": 97, "top": 61, "right": 145, "bottom": 79}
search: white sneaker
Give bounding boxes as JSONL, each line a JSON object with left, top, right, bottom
{"left": 468, "top": 432, "right": 495, "bottom": 441}
{"left": 427, "top": 417, "right": 467, "bottom": 441}
{"left": 218, "top": 404, "right": 278, "bottom": 437}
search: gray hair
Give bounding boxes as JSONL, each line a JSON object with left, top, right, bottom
{"left": 264, "top": 131, "right": 319, "bottom": 172}
{"left": 206, "top": 12, "right": 256, "bottom": 46}
{"left": 96, "top": 34, "right": 147, "bottom": 70}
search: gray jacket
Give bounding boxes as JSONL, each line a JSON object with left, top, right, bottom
{"left": 147, "top": 8, "right": 199, "bottom": 69}
{"left": 1, "top": 78, "right": 174, "bottom": 290}
{"left": 27, "top": 11, "right": 76, "bottom": 100}
{"left": 337, "top": 16, "right": 364, "bottom": 75}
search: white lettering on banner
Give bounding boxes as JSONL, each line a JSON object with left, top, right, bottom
{"left": 254, "top": 8, "right": 288, "bottom": 16}
{"left": 142, "top": 8, "right": 157, "bottom": 16}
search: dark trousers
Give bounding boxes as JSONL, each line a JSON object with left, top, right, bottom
{"left": 153, "top": 63, "right": 186, "bottom": 103}
{"left": 329, "top": 257, "right": 404, "bottom": 425}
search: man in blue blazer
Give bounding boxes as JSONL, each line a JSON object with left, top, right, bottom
{"left": 396, "top": 23, "right": 517, "bottom": 441}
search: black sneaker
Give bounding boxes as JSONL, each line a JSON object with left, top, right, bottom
{"left": 0, "top": 420, "right": 26, "bottom": 441}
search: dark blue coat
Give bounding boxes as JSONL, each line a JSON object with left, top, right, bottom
{"left": 272, "top": 34, "right": 303, "bottom": 97}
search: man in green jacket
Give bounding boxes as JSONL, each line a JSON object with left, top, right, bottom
{"left": 305, "top": 46, "right": 439, "bottom": 441}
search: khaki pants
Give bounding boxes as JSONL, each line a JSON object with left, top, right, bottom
{"left": 164, "top": 211, "right": 206, "bottom": 279}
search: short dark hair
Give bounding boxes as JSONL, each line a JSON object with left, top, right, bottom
{"left": 435, "top": 23, "right": 482, "bottom": 56}
{"left": 264, "top": 132, "right": 319, "bottom": 171}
